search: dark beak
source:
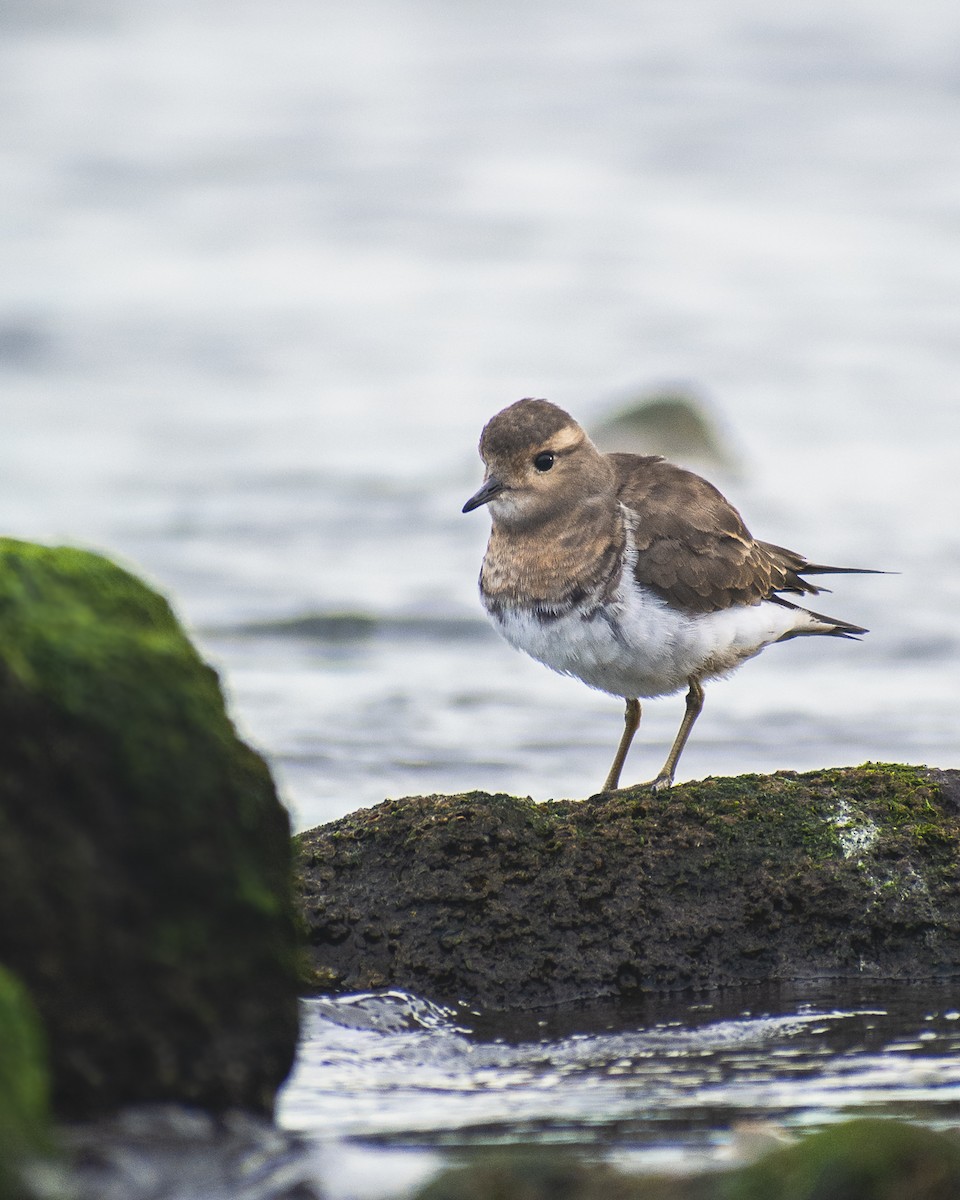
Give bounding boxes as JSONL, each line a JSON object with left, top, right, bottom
{"left": 462, "top": 476, "right": 505, "bottom": 513}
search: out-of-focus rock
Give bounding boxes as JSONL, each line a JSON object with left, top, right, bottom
{"left": 591, "top": 388, "right": 740, "bottom": 475}
{"left": 0, "top": 966, "right": 52, "bottom": 1199}
{"left": 0, "top": 539, "right": 300, "bottom": 1118}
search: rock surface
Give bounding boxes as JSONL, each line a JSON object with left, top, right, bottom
{"left": 0, "top": 539, "right": 299, "bottom": 1117}
{"left": 297, "top": 764, "right": 960, "bottom": 1009}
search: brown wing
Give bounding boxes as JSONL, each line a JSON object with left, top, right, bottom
{"left": 607, "top": 453, "right": 827, "bottom": 614}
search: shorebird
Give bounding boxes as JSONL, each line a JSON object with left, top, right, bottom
{"left": 462, "top": 398, "right": 877, "bottom": 792}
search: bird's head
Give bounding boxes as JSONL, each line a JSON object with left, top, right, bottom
{"left": 462, "top": 398, "right": 611, "bottom": 528}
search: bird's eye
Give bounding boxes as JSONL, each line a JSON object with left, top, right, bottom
{"left": 533, "top": 451, "right": 555, "bottom": 472}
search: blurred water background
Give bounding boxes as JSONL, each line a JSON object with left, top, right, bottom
{"left": 4, "top": 1, "right": 960, "bottom": 1196}
{"left": 3, "top": 0, "right": 959, "bottom": 828}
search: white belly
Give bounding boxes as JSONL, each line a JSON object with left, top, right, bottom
{"left": 487, "top": 583, "right": 812, "bottom": 700}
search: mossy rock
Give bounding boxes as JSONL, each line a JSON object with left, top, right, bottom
{"left": 730, "top": 1118, "right": 960, "bottom": 1200}
{"left": 0, "top": 966, "right": 52, "bottom": 1199}
{"left": 0, "top": 539, "right": 299, "bottom": 1117}
{"left": 297, "top": 764, "right": 960, "bottom": 1008}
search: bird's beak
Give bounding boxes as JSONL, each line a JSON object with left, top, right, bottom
{"left": 462, "top": 476, "right": 505, "bottom": 513}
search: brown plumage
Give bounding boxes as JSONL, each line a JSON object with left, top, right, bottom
{"left": 462, "top": 397, "right": 880, "bottom": 791}
{"left": 609, "top": 452, "right": 862, "bottom": 616}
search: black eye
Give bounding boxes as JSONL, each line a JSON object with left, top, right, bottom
{"left": 533, "top": 451, "right": 555, "bottom": 472}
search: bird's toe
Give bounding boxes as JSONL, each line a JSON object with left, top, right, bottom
{"left": 646, "top": 774, "right": 675, "bottom": 793}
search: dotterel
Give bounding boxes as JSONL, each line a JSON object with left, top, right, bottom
{"left": 462, "top": 397, "right": 878, "bottom": 793}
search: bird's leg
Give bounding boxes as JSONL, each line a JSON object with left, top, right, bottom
{"left": 647, "top": 678, "right": 705, "bottom": 792}
{"left": 602, "top": 698, "right": 641, "bottom": 792}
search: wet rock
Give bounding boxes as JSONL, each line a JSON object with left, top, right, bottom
{"left": 0, "top": 539, "right": 299, "bottom": 1118}
{"left": 297, "top": 765, "right": 960, "bottom": 1009}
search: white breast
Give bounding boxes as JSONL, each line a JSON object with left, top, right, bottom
{"left": 486, "top": 574, "right": 819, "bottom": 701}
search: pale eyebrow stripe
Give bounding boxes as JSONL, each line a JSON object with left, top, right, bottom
{"left": 547, "top": 426, "right": 584, "bottom": 453}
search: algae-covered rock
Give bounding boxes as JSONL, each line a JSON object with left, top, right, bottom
{"left": 730, "top": 1118, "right": 960, "bottom": 1200}
{"left": 0, "top": 966, "right": 52, "bottom": 1198}
{"left": 297, "top": 765, "right": 960, "bottom": 1008}
{"left": 0, "top": 539, "right": 299, "bottom": 1117}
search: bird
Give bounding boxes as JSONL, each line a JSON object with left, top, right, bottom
{"left": 462, "top": 397, "right": 878, "bottom": 793}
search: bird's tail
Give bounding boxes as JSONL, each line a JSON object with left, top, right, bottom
{"left": 760, "top": 540, "right": 889, "bottom": 598}
{"left": 798, "top": 562, "right": 887, "bottom": 580}
{"left": 772, "top": 595, "right": 868, "bottom": 641}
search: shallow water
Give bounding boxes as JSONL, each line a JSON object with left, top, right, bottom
{"left": 2, "top": 0, "right": 960, "bottom": 828}
{"left": 3, "top": 0, "right": 960, "bottom": 1195}
{"left": 278, "top": 984, "right": 960, "bottom": 1197}
{"left": 60, "top": 984, "right": 960, "bottom": 1199}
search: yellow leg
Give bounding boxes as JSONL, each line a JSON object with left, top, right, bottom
{"left": 647, "top": 678, "right": 704, "bottom": 792}
{"left": 602, "top": 698, "right": 641, "bottom": 792}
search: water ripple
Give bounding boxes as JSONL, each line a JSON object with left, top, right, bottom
{"left": 279, "top": 983, "right": 960, "bottom": 1155}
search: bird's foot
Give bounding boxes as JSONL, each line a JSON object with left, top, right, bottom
{"left": 601, "top": 773, "right": 674, "bottom": 795}
{"left": 644, "top": 773, "right": 674, "bottom": 793}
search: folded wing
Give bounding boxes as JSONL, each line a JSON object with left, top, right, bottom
{"left": 608, "top": 453, "right": 877, "bottom": 616}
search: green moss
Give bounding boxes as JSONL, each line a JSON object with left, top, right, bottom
{"left": 727, "top": 1118, "right": 960, "bottom": 1200}
{"left": 298, "top": 761, "right": 960, "bottom": 1006}
{"left": 656, "top": 763, "right": 959, "bottom": 868}
{"left": 0, "top": 967, "right": 53, "bottom": 1199}
{"left": 0, "top": 539, "right": 299, "bottom": 1116}
{"left": 0, "top": 967, "right": 49, "bottom": 1155}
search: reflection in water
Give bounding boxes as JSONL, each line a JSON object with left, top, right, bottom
{"left": 59, "top": 984, "right": 960, "bottom": 1200}
{"left": 280, "top": 982, "right": 960, "bottom": 1192}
